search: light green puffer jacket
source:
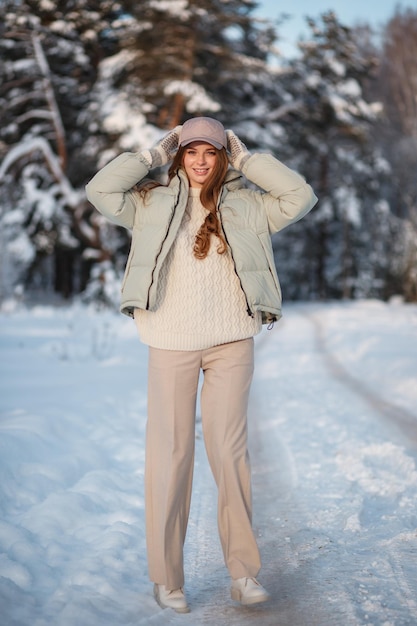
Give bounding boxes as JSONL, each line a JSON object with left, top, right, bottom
{"left": 85, "top": 152, "right": 318, "bottom": 322}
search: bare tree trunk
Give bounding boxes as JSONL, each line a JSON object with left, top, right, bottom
{"left": 32, "top": 32, "right": 68, "bottom": 170}
{"left": 316, "top": 153, "right": 329, "bottom": 299}
{"left": 157, "top": 27, "right": 197, "bottom": 128}
{"left": 381, "top": 10, "right": 417, "bottom": 138}
{"left": 342, "top": 217, "right": 352, "bottom": 298}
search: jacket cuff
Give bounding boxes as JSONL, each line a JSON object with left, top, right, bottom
{"left": 136, "top": 151, "right": 152, "bottom": 169}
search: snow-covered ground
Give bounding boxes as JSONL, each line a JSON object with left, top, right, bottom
{"left": 1, "top": 299, "right": 417, "bottom": 626}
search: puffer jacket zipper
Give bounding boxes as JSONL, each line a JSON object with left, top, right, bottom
{"left": 217, "top": 189, "right": 254, "bottom": 318}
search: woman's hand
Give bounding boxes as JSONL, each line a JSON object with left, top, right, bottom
{"left": 141, "top": 126, "right": 182, "bottom": 168}
{"left": 226, "top": 130, "right": 251, "bottom": 170}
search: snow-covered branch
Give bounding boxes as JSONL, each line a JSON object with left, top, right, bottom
{"left": 266, "top": 99, "right": 304, "bottom": 121}
{"left": 0, "top": 137, "right": 75, "bottom": 203}
{"left": 15, "top": 110, "right": 54, "bottom": 125}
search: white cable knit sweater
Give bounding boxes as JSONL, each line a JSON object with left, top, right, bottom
{"left": 134, "top": 188, "right": 262, "bottom": 350}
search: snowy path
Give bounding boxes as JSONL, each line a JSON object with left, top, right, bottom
{"left": 1, "top": 300, "right": 417, "bottom": 625}
{"left": 247, "top": 310, "right": 417, "bottom": 626}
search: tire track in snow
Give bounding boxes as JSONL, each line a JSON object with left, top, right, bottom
{"left": 304, "top": 310, "right": 417, "bottom": 448}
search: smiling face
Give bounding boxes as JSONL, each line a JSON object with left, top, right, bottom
{"left": 182, "top": 141, "right": 218, "bottom": 188}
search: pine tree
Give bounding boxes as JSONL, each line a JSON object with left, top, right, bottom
{"left": 0, "top": 0, "right": 132, "bottom": 299}
{"left": 100, "top": 0, "right": 283, "bottom": 136}
{"left": 372, "top": 8, "right": 417, "bottom": 300}
{"left": 273, "top": 11, "right": 397, "bottom": 300}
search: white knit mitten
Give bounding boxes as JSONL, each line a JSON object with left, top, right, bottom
{"left": 226, "top": 130, "right": 251, "bottom": 170}
{"left": 140, "top": 126, "right": 181, "bottom": 168}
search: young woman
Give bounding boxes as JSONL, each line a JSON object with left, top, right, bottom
{"left": 86, "top": 117, "right": 317, "bottom": 613}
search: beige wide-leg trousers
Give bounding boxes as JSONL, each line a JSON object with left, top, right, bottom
{"left": 146, "top": 337, "right": 261, "bottom": 590}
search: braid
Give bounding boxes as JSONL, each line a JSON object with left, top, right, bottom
{"left": 194, "top": 211, "right": 227, "bottom": 259}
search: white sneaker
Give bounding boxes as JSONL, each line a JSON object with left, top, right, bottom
{"left": 230, "top": 577, "right": 270, "bottom": 605}
{"left": 153, "top": 584, "right": 190, "bottom": 613}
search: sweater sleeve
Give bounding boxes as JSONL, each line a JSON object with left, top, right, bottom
{"left": 85, "top": 153, "right": 150, "bottom": 229}
{"left": 241, "top": 153, "right": 318, "bottom": 234}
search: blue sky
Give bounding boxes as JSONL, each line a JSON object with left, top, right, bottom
{"left": 255, "top": 0, "right": 406, "bottom": 56}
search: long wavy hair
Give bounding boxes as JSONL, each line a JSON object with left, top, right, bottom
{"left": 138, "top": 146, "right": 229, "bottom": 259}
{"left": 171, "top": 146, "right": 229, "bottom": 259}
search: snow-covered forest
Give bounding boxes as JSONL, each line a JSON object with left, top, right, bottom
{"left": 1, "top": 0, "right": 417, "bottom": 306}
